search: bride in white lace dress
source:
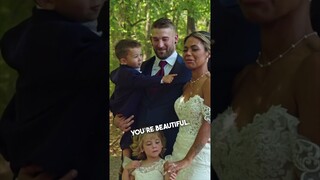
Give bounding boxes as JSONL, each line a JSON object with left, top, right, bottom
{"left": 212, "top": 0, "right": 320, "bottom": 179}
{"left": 165, "top": 31, "right": 212, "bottom": 180}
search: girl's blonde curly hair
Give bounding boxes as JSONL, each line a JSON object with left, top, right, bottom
{"left": 130, "top": 131, "right": 166, "bottom": 160}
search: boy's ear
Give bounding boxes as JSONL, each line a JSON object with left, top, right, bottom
{"left": 120, "top": 58, "right": 127, "bottom": 65}
{"left": 35, "top": 0, "right": 56, "bottom": 10}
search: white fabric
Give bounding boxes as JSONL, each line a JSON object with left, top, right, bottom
{"left": 212, "top": 105, "right": 320, "bottom": 180}
{"left": 166, "top": 95, "right": 211, "bottom": 180}
{"left": 81, "top": 20, "right": 102, "bottom": 36}
{"left": 131, "top": 159, "right": 165, "bottom": 180}
{"left": 152, "top": 51, "right": 177, "bottom": 75}
{"left": 122, "top": 156, "right": 132, "bottom": 169}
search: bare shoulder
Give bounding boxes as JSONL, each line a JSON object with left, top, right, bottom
{"left": 203, "top": 73, "right": 211, "bottom": 87}
{"left": 303, "top": 36, "right": 320, "bottom": 68}
{"left": 233, "top": 64, "right": 256, "bottom": 93}
{"left": 295, "top": 40, "right": 320, "bottom": 145}
{"left": 297, "top": 41, "right": 320, "bottom": 79}
{"left": 202, "top": 73, "right": 211, "bottom": 106}
{"left": 201, "top": 73, "right": 211, "bottom": 94}
{"left": 201, "top": 73, "right": 211, "bottom": 95}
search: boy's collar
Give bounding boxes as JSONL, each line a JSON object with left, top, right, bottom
{"left": 36, "top": 5, "right": 43, "bottom": 9}
{"left": 81, "top": 20, "right": 102, "bottom": 36}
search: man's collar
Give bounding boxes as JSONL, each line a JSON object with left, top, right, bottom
{"left": 155, "top": 51, "right": 178, "bottom": 66}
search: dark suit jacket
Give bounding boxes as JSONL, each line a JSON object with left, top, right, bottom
{"left": 138, "top": 55, "right": 191, "bottom": 155}
{"left": 109, "top": 65, "right": 162, "bottom": 118}
{"left": 109, "top": 65, "right": 163, "bottom": 150}
{"left": 0, "top": 8, "right": 107, "bottom": 180}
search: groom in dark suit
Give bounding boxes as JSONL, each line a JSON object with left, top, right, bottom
{"left": 114, "top": 17, "right": 191, "bottom": 156}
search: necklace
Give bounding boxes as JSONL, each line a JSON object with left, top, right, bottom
{"left": 190, "top": 71, "right": 210, "bottom": 84}
{"left": 188, "top": 71, "right": 210, "bottom": 96}
{"left": 256, "top": 32, "right": 318, "bottom": 68}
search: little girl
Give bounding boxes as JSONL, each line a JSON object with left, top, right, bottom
{"left": 122, "top": 131, "right": 175, "bottom": 180}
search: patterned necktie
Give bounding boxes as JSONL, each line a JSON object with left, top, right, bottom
{"left": 156, "top": 60, "right": 167, "bottom": 76}
{"left": 148, "top": 60, "right": 167, "bottom": 96}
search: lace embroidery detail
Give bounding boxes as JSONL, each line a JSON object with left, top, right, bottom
{"left": 122, "top": 156, "right": 133, "bottom": 168}
{"left": 174, "top": 95, "right": 211, "bottom": 136}
{"left": 294, "top": 139, "right": 320, "bottom": 180}
{"left": 202, "top": 104, "right": 211, "bottom": 123}
{"left": 168, "top": 95, "right": 211, "bottom": 179}
{"left": 135, "top": 159, "right": 165, "bottom": 174}
{"left": 212, "top": 105, "right": 320, "bottom": 180}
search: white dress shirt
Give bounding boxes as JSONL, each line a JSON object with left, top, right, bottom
{"left": 151, "top": 51, "right": 178, "bottom": 76}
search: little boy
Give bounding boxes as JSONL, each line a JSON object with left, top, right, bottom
{"left": 0, "top": 0, "right": 107, "bottom": 179}
{"left": 110, "top": 39, "right": 176, "bottom": 160}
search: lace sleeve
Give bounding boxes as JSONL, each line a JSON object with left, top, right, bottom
{"left": 293, "top": 139, "right": 320, "bottom": 180}
{"left": 122, "top": 156, "right": 133, "bottom": 168}
{"left": 160, "top": 159, "right": 165, "bottom": 175}
{"left": 201, "top": 104, "right": 211, "bottom": 123}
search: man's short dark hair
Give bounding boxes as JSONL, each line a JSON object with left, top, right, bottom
{"left": 151, "top": 17, "right": 176, "bottom": 32}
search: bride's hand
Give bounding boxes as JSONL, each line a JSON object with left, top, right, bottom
{"left": 167, "top": 159, "right": 191, "bottom": 174}
{"left": 164, "top": 162, "right": 177, "bottom": 180}
{"left": 124, "top": 160, "right": 141, "bottom": 171}
{"left": 164, "top": 161, "right": 169, "bottom": 172}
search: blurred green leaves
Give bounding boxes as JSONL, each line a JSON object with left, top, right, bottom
{"left": 0, "top": 1, "right": 33, "bottom": 116}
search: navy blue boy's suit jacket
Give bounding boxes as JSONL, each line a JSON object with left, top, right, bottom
{"left": 138, "top": 55, "right": 191, "bottom": 155}
{"left": 110, "top": 65, "right": 163, "bottom": 149}
{"left": 110, "top": 65, "right": 162, "bottom": 118}
{"left": 0, "top": 8, "right": 108, "bottom": 179}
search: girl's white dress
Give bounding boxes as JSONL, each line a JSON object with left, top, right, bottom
{"left": 212, "top": 105, "right": 320, "bottom": 180}
{"left": 131, "top": 159, "right": 165, "bottom": 180}
{"left": 166, "top": 95, "right": 211, "bottom": 180}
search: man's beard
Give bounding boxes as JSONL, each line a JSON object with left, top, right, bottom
{"left": 154, "top": 48, "right": 174, "bottom": 60}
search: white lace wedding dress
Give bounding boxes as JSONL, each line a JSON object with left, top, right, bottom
{"left": 166, "top": 95, "right": 211, "bottom": 180}
{"left": 131, "top": 159, "right": 166, "bottom": 180}
{"left": 212, "top": 105, "right": 320, "bottom": 180}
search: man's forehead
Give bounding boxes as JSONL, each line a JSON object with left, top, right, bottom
{"left": 151, "top": 28, "right": 175, "bottom": 37}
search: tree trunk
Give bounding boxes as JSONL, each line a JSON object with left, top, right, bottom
{"left": 187, "top": 15, "right": 196, "bottom": 34}
{"left": 145, "top": 2, "right": 152, "bottom": 60}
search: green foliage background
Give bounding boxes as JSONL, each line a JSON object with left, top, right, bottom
{"left": 0, "top": 1, "right": 34, "bottom": 117}
{"left": 109, "top": 0, "right": 211, "bottom": 96}
{"left": 0, "top": 1, "right": 34, "bottom": 178}
{"left": 0, "top": 0, "right": 211, "bottom": 115}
